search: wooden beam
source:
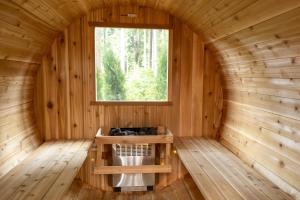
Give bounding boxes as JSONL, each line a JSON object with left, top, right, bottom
{"left": 94, "top": 165, "right": 172, "bottom": 174}
{"left": 95, "top": 128, "right": 173, "bottom": 144}
{"left": 88, "top": 22, "right": 173, "bottom": 29}
{"left": 95, "top": 134, "right": 173, "bottom": 144}
{"left": 90, "top": 101, "right": 173, "bottom": 106}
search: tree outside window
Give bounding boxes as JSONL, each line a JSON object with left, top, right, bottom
{"left": 95, "top": 27, "right": 169, "bottom": 101}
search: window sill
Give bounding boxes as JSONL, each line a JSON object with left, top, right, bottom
{"left": 90, "top": 101, "right": 173, "bottom": 106}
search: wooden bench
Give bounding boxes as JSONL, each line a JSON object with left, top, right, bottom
{"left": 0, "top": 139, "right": 92, "bottom": 200}
{"left": 175, "top": 137, "right": 293, "bottom": 200}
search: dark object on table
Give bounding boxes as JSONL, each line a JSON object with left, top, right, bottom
{"left": 109, "top": 127, "right": 157, "bottom": 136}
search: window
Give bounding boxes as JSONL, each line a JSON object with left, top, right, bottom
{"left": 95, "top": 27, "right": 169, "bottom": 102}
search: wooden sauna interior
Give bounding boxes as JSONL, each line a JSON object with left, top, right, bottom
{"left": 0, "top": 0, "right": 300, "bottom": 199}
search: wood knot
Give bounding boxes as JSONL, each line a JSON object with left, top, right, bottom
{"left": 47, "top": 101, "right": 54, "bottom": 109}
{"left": 291, "top": 58, "right": 296, "bottom": 64}
{"left": 73, "top": 41, "right": 76, "bottom": 46}
{"left": 73, "top": 123, "right": 77, "bottom": 128}
{"left": 279, "top": 160, "right": 285, "bottom": 168}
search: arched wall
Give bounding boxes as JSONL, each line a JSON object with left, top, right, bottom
{"left": 35, "top": 6, "right": 223, "bottom": 189}
{"left": 207, "top": 5, "right": 300, "bottom": 195}
{"left": 0, "top": 0, "right": 300, "bottom": 195}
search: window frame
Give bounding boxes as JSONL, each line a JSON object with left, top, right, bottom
{"left": 90, "top": 22, "right": 173, "bottom": 105}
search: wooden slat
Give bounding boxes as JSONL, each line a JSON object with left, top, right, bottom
{"left": 0, "top": 58, "right": 41, "bottom": 180}
{"left": 36, "top": 5, "right": 222, "bottom": 189}
{"left": 174, "top": 138, "right": 227, "bottom": 200}
{"left": 63, "top": 175, "right": 203, "bottom": 200}
{"left": 175, "top": 138, "right": 293, "bottom": 200}
{"left": 94, "top": 165, "right": 172, "bottom": 174}
{"left": 95, "top": 134, "right": 173, "bottom": 144}
{"left": 88, "top": 21, "right": 173, "bottom": 29}
{"left": 0, "top": 140, "right": 92, "bottom": 200}
{"left": 42, "top": 140, "right": 92, "bottom": 200}
{"left": 220, "top": 125, "right": 300, "bottom": 192}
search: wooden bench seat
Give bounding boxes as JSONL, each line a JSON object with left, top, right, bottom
{"left": 175, "top": 138, "right": 293, "bottom": 200}
{"left": 0, "top": 139, "right": 92, "bottom": 200}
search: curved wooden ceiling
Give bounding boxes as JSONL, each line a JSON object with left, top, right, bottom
{"left": 1, "top": 0, "right": 300, "bottom": 63}
{"left": 1, "top": 0, "right": 300, "bottom": 195}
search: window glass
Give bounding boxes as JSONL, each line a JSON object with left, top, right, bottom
{"left": 95, "top": 27, "right": 169, "bottom": 101}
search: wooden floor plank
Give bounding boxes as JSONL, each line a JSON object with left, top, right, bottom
{"left": 63, "top": 175, "right": 202, "bottom": 200}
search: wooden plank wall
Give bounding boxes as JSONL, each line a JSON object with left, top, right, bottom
{"left": 206, "top": 5, "right": 300, "bottom": 198}
{"left": 36, "top": 6, "right": 222, "bottom": 189}
{"left": 0, "top": 60, "right": 41, "bottom": 178}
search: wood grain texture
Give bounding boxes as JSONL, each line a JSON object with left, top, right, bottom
{"left": 4, "top": 0, "right": 300, "bottom": 198}
{"left": 94, "top": 165, "right": 172, "bottom": 174}
{"left": 37, "top": 6, "right": 222, "bottom": 190}
{"left": 175, "top": 138, "right": 293, "bottom": 200}
{"left": 0, "top": 60, "right": 41, "bottom": 178}
{"left": 63, "top": 175, "right": 204, "bottom": 200}
{"left": 209, "top": 3, "right": 300, "bottom": 198}
{"left": 0, "top": 139, "right": 92, "bottom": 200}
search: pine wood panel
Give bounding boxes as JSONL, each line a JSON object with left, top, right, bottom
{"left": 63, "top": 175, "right": 204, "bottom": 200}
{"left": 0, "top": 139, "right": 92, "bottom": 200}
{"left": 2, "top": 0, "right": 300, "bottom": 198}
{"left": 175, "top": 138, "right": 293, "bottom": 200}
{"left": 37, "top": 6, "right": 222, "bottom": 190}
{"left": 0, "top": 1, "right": 56, "bottom": 63}
{"left": 208, "top": 2, "right": 300, "bottom": 198}
{"left": 0, "top": 60, "right": 41, "bottom": 178}
{"left": 3, "top": 0, "right": 299, "bottom": 64}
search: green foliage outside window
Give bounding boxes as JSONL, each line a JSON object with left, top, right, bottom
{"left": 95, "top": 27, "right": 168, "bottom": 101}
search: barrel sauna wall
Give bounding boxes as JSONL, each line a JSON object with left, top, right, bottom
{"left": 0, "top": 2, "right": 47, "bottom": 178}
{"left": 0, "top": 60, "right": 41, "bottom": 178}
{"left": 1, "top": 0, "right": 300, "bottom": 196}
{"left": 36, "top": 7, "right": 222, "bottom": 141}
{"left": 35, "top": 6, "right": 223, "bottom": 189}
{"left": 205, "top": 3, "right": 300, "bottom": 196}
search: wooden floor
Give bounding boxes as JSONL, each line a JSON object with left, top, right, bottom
{"left": 63, "top": 175, "right": 204, "bottom": 200}
{"left": 0, "top": 140, "right": 92, "bottom": 200}
{"left": 175, "top": 138, "right": 293, "bottom": 200}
